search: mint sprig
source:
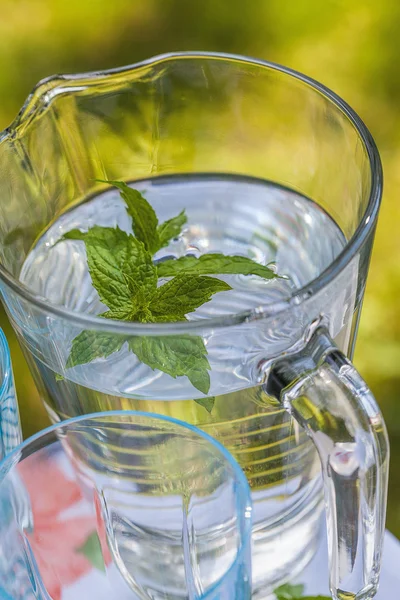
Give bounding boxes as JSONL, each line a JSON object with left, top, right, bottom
{"left": 61, "top": 180, "right": 280, "bottom": 404}
{"left": 274, "top": 583, "right": 330, "bottom": 600}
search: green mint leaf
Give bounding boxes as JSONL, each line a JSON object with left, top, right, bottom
{"left": 77, "top": 532, "right": 106, "bottom": 572}
{"left": 278, "top": 597, "right": 330, "bottom": 600}
{"left": 158, "top": 210, "right": 187, "bottom": 248}
{"left": 122, "top": 236, "right": 157, "bottom": 302}
{"left": 274, "top": 583, "right": 330, "bottom": 600}
{"left": 128, "top": 335, "right": 211, "bottom": 394}
{"left": 61, "top": 226, "right": 131, "bottom": 266}
{"left": 194, "top": 396, "right": 215, "bottom": 413}
{"left": 185, "top": 364, "right": 210, "bottom": 395}
{"left": 63, "top": 226, "right": 156, "bottom": 315}
{"left": 84, "top": 240, "right": 133, "bottom": 311}
{"left": 98, "top": 308, "right": 136, "bottom": 320}
{"left": 149, "top": 275, "right": 231, "bottom": 318}
{"left": 100, "top": 180, "right": 160, "bottom": 253}
{"left": 274, "top": 584, "right": 305, "bottom": 599}
{"left": 60, "top": 228, "right": 89, "bottom": 242}
{"left": 63, "top": 226, "right": 132, "bottom": 312}
{"left": 157, "top": 253, "right": 278, "bottom": 279}
{"left": 67, "top": 330, "right": 126, "bottom": 369}
{"left": 149, "top": 314, "right": 188, "bottom": 322}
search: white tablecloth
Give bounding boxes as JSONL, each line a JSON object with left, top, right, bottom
{"left": 63, "top": 529, "right": 399, "bottom": 599}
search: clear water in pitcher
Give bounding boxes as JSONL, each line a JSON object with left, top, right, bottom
{"left": 20, "top": 175, "right": 346, "bottom": 596}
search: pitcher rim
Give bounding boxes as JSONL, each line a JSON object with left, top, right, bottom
{"left": 0, "top": 51, "right": 383, "bottom": 334}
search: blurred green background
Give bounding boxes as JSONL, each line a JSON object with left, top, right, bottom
{"left": 1, "top": 0, "right": 399, "bottom": 535}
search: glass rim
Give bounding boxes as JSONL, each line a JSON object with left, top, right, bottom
{"left": 0, "top": 51, "right": 383, "bottom": 334}
{"left": 0, "top": 409, "right": 252, "bottom": 598}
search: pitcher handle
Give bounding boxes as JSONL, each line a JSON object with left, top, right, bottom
{"left": 0, "top": 329, "right": 22, "bottom": 458}
{"left": 267, "top": 326, "right": 389, "bottom": 600}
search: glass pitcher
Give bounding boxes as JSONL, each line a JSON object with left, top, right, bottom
{"left": 0, "top": 52, "right": 389, "bottom": 599}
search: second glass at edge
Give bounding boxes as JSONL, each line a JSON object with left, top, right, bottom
{"left": 0, "top": 409, "right": 252, "bottom": 600}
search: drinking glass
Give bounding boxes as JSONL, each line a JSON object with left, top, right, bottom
{"left": 0, "top": 52, "right": 389, "bottom": 599}
{"left": 0, "top": 329, "right": 21, "bottom": 458}
{"left": 0, "top": 410, "right": 252, "bottom": 600}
